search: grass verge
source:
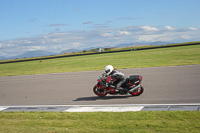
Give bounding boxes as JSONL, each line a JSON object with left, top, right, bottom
{"left": 0, "top": 45, "right": 199, "bottom": 77}
{"left": 0, "top": 111, "right": 200, "bottom": 133}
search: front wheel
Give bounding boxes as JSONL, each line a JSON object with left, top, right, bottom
{"left": 93, "top": 86, "right": 107, "bottom": 97}
{"left": 129, "top": 86, "right": 144, "bottom": 96}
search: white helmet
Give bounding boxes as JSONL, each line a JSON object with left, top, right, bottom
{"left": 105, "top": 65, "right": 114, "bottom": 75}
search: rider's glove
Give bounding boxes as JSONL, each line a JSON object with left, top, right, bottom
{"left": 109, "top": 79, "right": 114, "bottom": 85}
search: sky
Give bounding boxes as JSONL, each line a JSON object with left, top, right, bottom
{"left": 0, "top": 0, "right": 200, "bottom": 58}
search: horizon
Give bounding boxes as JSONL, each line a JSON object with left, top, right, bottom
{"left": 0, "top": 41, "right": 199, "bottom": 60}
{"left": 0, "top": 41, "right": 173, "bottom": 59}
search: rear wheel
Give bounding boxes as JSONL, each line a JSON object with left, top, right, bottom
{"left": 93, "top": 86, "right": 107, "bottom": 97}
{"left": 129, "top": 86, "right": 144, "bottom": 96}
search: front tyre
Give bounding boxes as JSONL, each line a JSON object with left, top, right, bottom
{"left": 129, "top": 85, "right": 144, "bottom": 96}
{"left": 93, "top": 86, "right": 107, "bottom": 97}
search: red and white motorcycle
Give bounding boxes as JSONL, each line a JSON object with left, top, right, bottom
{"left": 93, "top": 73, "right": 144, "bottom": 97}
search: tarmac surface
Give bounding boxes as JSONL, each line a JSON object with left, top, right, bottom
{"left": 0, "top": 65, "right": 200, "bottom": 111}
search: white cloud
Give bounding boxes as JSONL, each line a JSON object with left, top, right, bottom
{"left": 0, "top": 25, "right": 199, "bottom": 58}
{"left": 137, "top": 34, "right": 166, "bottom": 42}
{"left": 181, "top": 35, "right": 191, "bottom": 39}
{"left": 165, "top": 26, "right": 175, "bottom": 30}
{"left": 140, "top": 26, "right": 159, "bottom": 32}
{"left": 71, "top": 42, "right": 84, "bottom": 48}
{"left": 27, "top": 46, "right": 46, "bottom": 51}
{"left": 118, "top": 31, "right": 131, "bottom": 35}
{"left": 101, "top": 33, "right": 113, "bottom": 37}
{"left": 188, "top": 27, "right": 197, "bottom": 31}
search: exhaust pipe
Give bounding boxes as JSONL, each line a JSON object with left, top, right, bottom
{"left": 129, "top": 84, "right": 141, "bottom": 92}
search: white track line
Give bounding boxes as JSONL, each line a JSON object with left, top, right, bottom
{"left": 0, "top": 103, "right": 200, "bottom": 112}
{"left": 0, "top": 107, "right": 8, "bottom": 111}
{"left": 0, "top": 103, "right": 200, "bottom": 108}
{"left": 64, "top": 106, "right": 144, "bottom": 112}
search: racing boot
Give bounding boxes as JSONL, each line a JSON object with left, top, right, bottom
{"left": 115, "top": 86, "right": 123, "bottom": 92}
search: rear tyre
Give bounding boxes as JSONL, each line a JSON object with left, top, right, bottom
{"left": 129, "top": 85, "right": 144, "bottom": 96}
{"left": 93, "top": 86, "right": 107, "bottom": 97}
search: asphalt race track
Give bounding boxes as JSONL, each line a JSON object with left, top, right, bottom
{"left": 0, "top": 65, "right": 200, "bottom": 106}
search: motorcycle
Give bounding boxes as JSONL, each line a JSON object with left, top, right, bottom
{"left": 93, "top": 73, "right": 144, "bottom": 97}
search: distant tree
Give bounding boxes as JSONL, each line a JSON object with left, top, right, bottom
{"left": 104, "top": 48, "right": 111, "bottom": 51}
{"left": 82, "top": 50, "right": 87, "bottom": 53}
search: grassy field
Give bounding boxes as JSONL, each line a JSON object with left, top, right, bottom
{"left": 0, "top": 111, "right": 200, "bottom": 133}
{"left": 0, "top": 44, "right": 200, "bottom": 133}
{"left": 0, "top": 44, "right": 200, "bottom": 77}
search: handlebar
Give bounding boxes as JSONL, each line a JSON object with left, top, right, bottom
{"left": 98, "top": 73, "right": 107, "bottom": 80}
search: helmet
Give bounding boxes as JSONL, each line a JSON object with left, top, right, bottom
{"left": 105, "top": 65, "right": 114, "bottom": 75}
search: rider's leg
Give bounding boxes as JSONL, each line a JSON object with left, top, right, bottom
{"left": 115, "top": 79, "right": 126, "bottom": 91}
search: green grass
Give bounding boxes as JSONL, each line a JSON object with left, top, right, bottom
{"left": 0, "top": 45, "right": 199, "bottom": 77}
{"left": 0, "top": 111, "right": 199, "bottom": 133}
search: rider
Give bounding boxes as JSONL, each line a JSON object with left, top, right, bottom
{"left": 105, "top": 65, "right": 126, "bottom": 91}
